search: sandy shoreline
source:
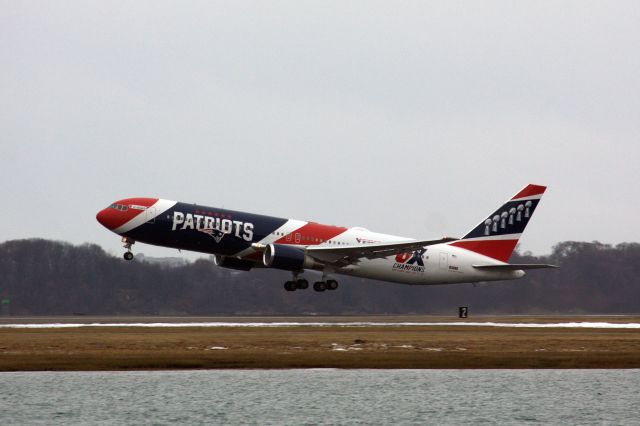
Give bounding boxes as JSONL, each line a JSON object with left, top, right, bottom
{"left": 1, "top": 316, "right": 639, "bottom": 371}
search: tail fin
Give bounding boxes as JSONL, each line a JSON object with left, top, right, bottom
{"left": 449, "top": 184, "right": 547, "bottom": 262}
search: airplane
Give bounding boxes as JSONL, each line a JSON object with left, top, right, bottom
{"left": 96, "top": 184, "right": 556, "bottom": 292}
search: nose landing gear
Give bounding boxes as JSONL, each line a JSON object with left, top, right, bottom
{"left": 122, "top": 237, "right": 135, "bottom": 261}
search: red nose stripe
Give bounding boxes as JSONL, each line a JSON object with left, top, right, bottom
{"left": 96, "top": 197, "right": 158, "bottom": 230}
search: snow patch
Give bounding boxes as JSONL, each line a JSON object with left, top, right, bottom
{"left": 2, "top": 322, "right": 639, "bottom": 329}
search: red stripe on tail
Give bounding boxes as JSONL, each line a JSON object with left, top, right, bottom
{"left": 511, "top": 184, "right": 546, "bottom": 200}
{"left": 449, "top": 239, "right": 518, "bottom": 263}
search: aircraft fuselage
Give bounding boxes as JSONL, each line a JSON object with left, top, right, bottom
{"left": 97, "top": 195, "right": 533, "bottom": 287}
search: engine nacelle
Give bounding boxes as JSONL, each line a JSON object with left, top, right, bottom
{"left": 212, "top": 254, "right": 254, "bottom": 271}
{"left": 263, "top": 244, "right": 317, "bottom": 271}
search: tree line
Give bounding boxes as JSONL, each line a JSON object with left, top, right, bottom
{"left": 0, "top": 238, "right": 638, "bottom": 315}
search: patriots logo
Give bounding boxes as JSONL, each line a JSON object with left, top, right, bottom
{"left": 199, "top": 228, "right": 226, "bottom": 243}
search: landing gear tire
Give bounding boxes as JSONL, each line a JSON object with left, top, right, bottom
{"left": 313, "top": 281, "right": 327, "bottom": 292}
{"left": 326, "top": 279, "right": 338, "bottom": 290}
{"left": 296, "top": 279, "right": 309, "bottom": 290}
{"left": 284, "top": 281, "right": 297, "bottom": 291}
{"left": 122, "top": 237, "right": 135, "bottom": 261}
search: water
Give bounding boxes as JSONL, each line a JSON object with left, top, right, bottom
{"left": 1, "top": 370, "right": 638, "bottom": 425}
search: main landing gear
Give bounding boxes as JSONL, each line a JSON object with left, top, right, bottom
{"left": 284, "top": 271, "right": 309, "bottom": 291}
{"left": 284, "top": 279, "right": 308, "bottom": 291}
{"left": 313, "top": 279, "right": 339, "bottom": 292}
{"left": 284, "top": 273, "right": 338, "bottom": 292}
{"left": 122, "top": 237, "right": 135, "bottom": 261}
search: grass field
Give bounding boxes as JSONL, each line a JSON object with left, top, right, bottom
{"left": 1, "top": 316, "right": 639, "bottom": 370}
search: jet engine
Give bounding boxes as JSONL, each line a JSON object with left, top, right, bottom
{"left": 212, "top": 254, "right": 254, "bottom": 271}
{"left": 263, "top": 243, "right": 317, "bottom": 271}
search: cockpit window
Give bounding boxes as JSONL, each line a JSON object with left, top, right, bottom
{"left": 109, "top": 204, "right": 129, "bottom": 211}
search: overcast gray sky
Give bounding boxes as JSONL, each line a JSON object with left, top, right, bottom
{"left": 1, "top": 1, "right": 639, "bottom": 259}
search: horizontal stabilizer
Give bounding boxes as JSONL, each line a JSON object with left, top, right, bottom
{"left": 473, "top": 264, "right": 558, "bottom": 271}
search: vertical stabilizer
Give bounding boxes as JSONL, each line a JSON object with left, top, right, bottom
{"left": 449, "top": 184, "right": 546, "bottom": 262}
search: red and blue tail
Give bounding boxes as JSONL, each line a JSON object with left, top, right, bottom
{"left": 449, "top": 184, "right": 547, "bottom": 262}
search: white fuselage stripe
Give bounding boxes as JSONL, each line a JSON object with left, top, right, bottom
{"left": 233, "top": 219, "right": 308, "bottom": 258}
{"left": 511, "top": 194, "right": 544, "bottom": 202}
{"left": 113, "top": 199, "right": 177, "bottom": 234}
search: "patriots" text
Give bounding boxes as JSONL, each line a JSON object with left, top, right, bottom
{"left": 171, "top": 211, "right": 254, "bottom": 241}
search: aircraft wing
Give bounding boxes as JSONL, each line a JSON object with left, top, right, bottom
{"left": 305, "top": 237, "right": 457, "bottom": 267}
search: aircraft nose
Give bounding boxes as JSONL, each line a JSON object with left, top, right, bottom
{"left": 96, "top": 207, "right": 119, "bottom": 230}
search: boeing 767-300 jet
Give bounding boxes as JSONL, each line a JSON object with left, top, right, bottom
{"left": 97, "top": 184, "right": 555, "bottom": 292}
